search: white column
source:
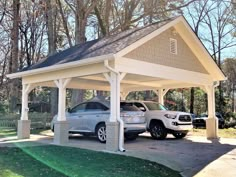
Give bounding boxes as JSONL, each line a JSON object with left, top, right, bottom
{"left": 158, "top": 88, "right": 169, "bottom": 105}
{"left": 18, "top": 83, "right": 34, "bottom": 139}
{"left": 103, "top": 72, "right": 126, "bottom": 151}
{"left": 104, "top": 72, "right": 124, "bottom": 122}
{"left": 21, "top": 84, "right": 34, "bottom": 120}
{"left": 158, "top": 89, "right": 164, "bottom": 105}
{"left": 53, "top": 78, "right": 71, "bottom": 145}
{"left": 205, "top": 84, "right": 218, "bottom": 139}
{"left": 54, "top": 78, "right": 71, "bottom": 121}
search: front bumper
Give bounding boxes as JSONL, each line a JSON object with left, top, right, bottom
{"left": 124, "top": 123, "right": 146, "bottom": 134}
{"left": 165, "top": 120, "right": 193, "bottom": 131}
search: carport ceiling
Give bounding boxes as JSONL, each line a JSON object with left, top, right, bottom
{"left": 38, "top": 73, "right": 203, "bottom": 92}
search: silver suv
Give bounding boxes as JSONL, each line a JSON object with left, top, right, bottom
{"left": 51, "top": 97, "right": 146, "bottom": 143}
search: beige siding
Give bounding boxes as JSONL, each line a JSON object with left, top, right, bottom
{"left": 124, "top": 27, "right": 208, "bottom": 74}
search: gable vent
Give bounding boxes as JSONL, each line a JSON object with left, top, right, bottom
{"left": 170, "top": 38, "right": 177, "bottom": 55}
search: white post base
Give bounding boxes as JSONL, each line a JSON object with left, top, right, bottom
{"left": 53, "top": 121, "right": 69, "bottom": 145}
{"left": 206, "top": 117, "right": 218, "bottom": 139}
{"left": 17, "top": 120, "right": 31, "bottom": 139}
{"left": 106, "top": 121, "right": 119, "bottom": 152}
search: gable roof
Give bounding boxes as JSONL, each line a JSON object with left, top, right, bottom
{"left": 8, "top": 16, "right": 225, "bottom": 81}
{"left": 23, "top": 18, "right": 175, "bottom": 71}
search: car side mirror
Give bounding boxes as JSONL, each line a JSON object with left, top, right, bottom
{"left": 139, "top": 107, "right": 146, "bottom": 112}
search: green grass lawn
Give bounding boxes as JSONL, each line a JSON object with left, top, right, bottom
{"left": 0, "top": 128, "right": 17, "bottom": 138}
{"left": 0, "top": 129, "right": 181, "bottom": 177}
{"left": 190, "top": 128, "right": 236, "bottom": 138}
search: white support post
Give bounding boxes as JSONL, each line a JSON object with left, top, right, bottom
{"left": 18, "top": 83, "right": 35, "bottom": 139}
{"left": 21, "top": 84, "right": 33, "bottom": 120}
{"left": 54, "top": 78, "right": 71, "bottom": 121}
{"left": 53, "top": 78, "right": 71, "bottom": 145}
{"left": 205, "top": 84, "right": 218, "bottom": 139}
{"left": 103, "top": 71, "right": 125, "bottom": 152}
{"left": 158, "top": 88, "right": 169, "bottom": 105}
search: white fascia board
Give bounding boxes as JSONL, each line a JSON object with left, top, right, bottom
{"left": 176, "top": 17, "right": 226, "bottom": 81}
{"left": 115, "top": 16, "right": 183, "bottom": 58}
{"left": 7, "top": 54, "right": 114, "bottom": 79}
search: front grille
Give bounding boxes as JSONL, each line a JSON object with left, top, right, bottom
{"left": 179, "top": 115, "right": 191, "bottom": 122}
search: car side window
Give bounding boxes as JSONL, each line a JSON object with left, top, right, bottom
{"left": 134, "top": 103, "right": 146, "bottom": 111}
{"left": 70, "top": 103, "right": 87, "bottom": 113}
{"left": 85, "top": 102, "right": 109, "bottom": 111}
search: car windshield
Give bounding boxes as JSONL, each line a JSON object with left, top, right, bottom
{"left": 120, "top": 102, "right": 140, "bottom": 111}
{"left": 144, "top": 102, "right": 167, "bottom": 111}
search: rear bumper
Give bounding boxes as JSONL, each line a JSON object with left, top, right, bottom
{"left": 124, "top": 123, "right": 146, "bottom": 134}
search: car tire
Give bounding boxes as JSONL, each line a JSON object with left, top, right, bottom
{"left": 150, "top": 123, "right": 167, "bottom": 140}
{"left": 96, "top": 123, "right": 106, "bottom": 143}
{"left": 172, "top": 132, "right": 187, "bottom": 139}
{"left": 124, "top": 133, "right": 138, "bottom": 141}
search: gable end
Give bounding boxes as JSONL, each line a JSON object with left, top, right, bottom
{"left": 124, "top": 27, "right": 208, "bottom": 74}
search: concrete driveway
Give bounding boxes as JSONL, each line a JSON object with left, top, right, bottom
{"left": 1, "top": 132, "right": 236, "bottom": 177}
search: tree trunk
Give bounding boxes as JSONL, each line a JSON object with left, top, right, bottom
{"left": 144, "top": 91, "right": 151, "bottom": 100}
{"left": 232, "top": 84, "right": 235, "bottom": 112}
{"left": 46, "top": 0, "right": 58, "bottom": 115}
{"left": 190, "top": 87, "right": 194, "bottom": 114}
{"left": 9, "top": 0, "right": 20, "bottom": 113}
{"left": 71, "top": 0, "right": 97, "bottom": 105}
{"left": 57, "top": 0, "right": 72, "bottom": 47}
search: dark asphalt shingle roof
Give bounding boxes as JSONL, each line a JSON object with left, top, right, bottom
{"left": 23, "top": 18, "right": 175, "bottom": 71}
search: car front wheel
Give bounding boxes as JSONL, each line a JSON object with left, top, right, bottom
{"left": 172, "top": 132, "right": 187, "bottom": 139}
{"left": 96, "top": 123, "right": 106, "bottom": 143}
{"left": 150, "top": 123, "right": 167, "bottom": 140}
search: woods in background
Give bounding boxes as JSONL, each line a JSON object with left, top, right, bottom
{"left": 0, "top": 0, "right": 235, "bottom": 119}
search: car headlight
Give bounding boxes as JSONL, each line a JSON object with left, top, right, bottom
{"left": 164, "top": 114, "right": 177, "bottom": 119}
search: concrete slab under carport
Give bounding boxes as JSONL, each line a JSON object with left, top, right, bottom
{"left": 10, "top": 132, "right": 235, "bottom": 177}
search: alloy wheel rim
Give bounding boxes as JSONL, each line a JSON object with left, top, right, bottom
{"left": 152, "top": 125, "right": 162, "bottom": 137}
{"left": 98, "top": 127, "right": 106, "bottom": 141}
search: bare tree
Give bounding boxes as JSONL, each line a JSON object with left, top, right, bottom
{"left": 57, "top": 0, "right": 73, "bottom": 47}
{"left": 45, "top": 0, "right": 59, "bottom": 115}
{"left": 222, "top": 58, "right": 236, "bottom": 112}
{"left": 65, "top": 0, "right": 98, "bottom": 105}
{"left": 8, "top": 0, "right": 20, "bottom": 112}
{"left": 185, "top": 0, "right": 236, "bottom": 113}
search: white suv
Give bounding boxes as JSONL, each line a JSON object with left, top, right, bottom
{"left": 127, "top": 101, "right": 193, "bottom": 140}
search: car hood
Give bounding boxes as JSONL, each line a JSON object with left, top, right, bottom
{"left": 146, "top": 110, "right": 191, "bottom": 116}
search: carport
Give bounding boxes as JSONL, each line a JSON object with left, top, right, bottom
{"left": 7, "top": 16, "right": 226, "bottom": 152}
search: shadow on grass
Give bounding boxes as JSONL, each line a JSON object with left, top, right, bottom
{"left": 0, "top": 143, "right": 181, "bottom": 177}
{"left": 1, "top": 128, "right": 236, "bottom": 177}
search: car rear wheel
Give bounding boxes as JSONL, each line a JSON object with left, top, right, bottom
{"left": 124, "top": 133, "right": 138, "bottom": 141}
{"left": 150, "top": 123, "right": 167, "bottom": 140}
{"left": 172, "top": 132, "right": 187, "bottom": 139}
{"left": 96, "top": 123, "right": 106, "bottom": 143}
